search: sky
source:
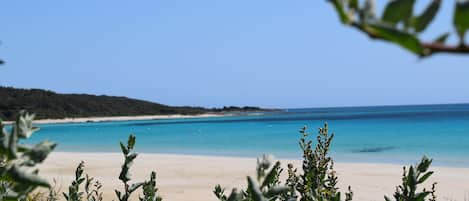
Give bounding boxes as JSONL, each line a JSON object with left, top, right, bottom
{"left": 0, "top": 1, "right": 468, "bottom": 109}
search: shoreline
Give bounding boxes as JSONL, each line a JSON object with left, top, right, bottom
{"left": 39, "top": 152, "right": 469, "bottom": 201}
{"left": 4, "top": 113, "right": 232, "bottom": 125}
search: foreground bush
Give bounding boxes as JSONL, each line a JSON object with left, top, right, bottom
{"left": 0, "top": 111, "right": 56, "bottom": 201}
{"left": 0, "top": 112, "right": 438, "bottom": 201}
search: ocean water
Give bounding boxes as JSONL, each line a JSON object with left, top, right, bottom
{"left": 26, "top": 104, "right": 469, "bottom": 167}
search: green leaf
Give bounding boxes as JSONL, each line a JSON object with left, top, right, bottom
{"left": 417, "top": 171, "right": 434, "bottom": 184}
{"left": 348, "top": 0, "right": 359, "bottom": 10}
{"left": 26, "top": 141, "right": 57, "bottom": 163}
{"left": 382, "top": 0, "right": 415, "bottom": 26}
{"left": 261, "top": 161, "right": 280, "bottom": 188}
{"left": 265, "top": 186, "right": 289, "bottom": 198}
{"left": 127, "top": 134, "right": 136, "bottom": 150}
{"left": 120, "top": 142, "right": 128, "bottom": 155}
{"left": 247, "top": 176, "right": 266, "bottom": 201}
{"left": 407, "top": 166, "right": 416, "bottom": 185}
{"left": 330, "top": 0, "right": 350, "bottom": 24}
{"left": 417, "top": 156, "right": 432, "bottom": 172}
{"left": 9, "top": 165, "right": 50, "bottom": 188}
{"left": 226, "top": 189, "right": 242, "bottom": 201}
{"left": 434, "top": 32, "right": 450, "bottom": 44}
{"left": 454, "top": 0, "right": 469, "bottom": 42}
{"left": 366, "top": 23, "right": 423, "bottom": 55}
{"left": 414, "top": 0, "right": 441, "bottom": 33}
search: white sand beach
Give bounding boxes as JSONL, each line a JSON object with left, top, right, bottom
{"left": 39, "top": 152, "right": 469, "bottom": 201}
{"left": 4, "top": 114, "right": 228, "bottom": 125}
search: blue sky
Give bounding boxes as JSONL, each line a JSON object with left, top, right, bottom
{"left": 1, "top": 1, "right": 468, "bottom": 108}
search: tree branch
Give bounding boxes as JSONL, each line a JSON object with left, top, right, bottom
{"left": 349, "top": 22, "right": 469, "bottom": 57}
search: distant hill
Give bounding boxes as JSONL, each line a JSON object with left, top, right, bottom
{"left": 0, "top": 87, "right": 266, "bottom": 121}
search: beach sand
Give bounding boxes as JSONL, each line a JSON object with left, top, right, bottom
{"left": 4, "top": 114, "right": 227, "bottom": 125}
{"left": 39, "top": 152, "right": 469, "bottom": 201}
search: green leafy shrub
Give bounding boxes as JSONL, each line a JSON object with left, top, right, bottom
{"left": 0, "top": 110, "right": 56, "bottom": 201}
{"left": 214, "top": 123, "right": 353, "bottom": 201}
{"left": 115, "top": 134, "right": 144, "bottom": 201}
{"left": 63, "top": 161, "right": 103, "bottom": 201}
{"left": 214, "top": 154, "right": 290, "bottom": 201}
{"left": 385, "top": 156, "right": 437, "bottom": 201}
{"left": 293, "top": 124, "right": 352, "bottom": 201}
{"left": 214, "top": 123, "right": 439, "bottom": 201}
{"left": 140, "top": 172, "right": 162, "bottom": 201}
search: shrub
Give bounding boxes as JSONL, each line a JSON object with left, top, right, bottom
{"left": 214, "top": 123, "right": 353, "bottom": 201}
{"left": 385, "top": 156, "right": 437, "bottom": 201}
{"left": 0, "top": 110, "right": 56, "bottom": 201}
{"left": 213, "top": 154, "right": 290, "bottom": 201}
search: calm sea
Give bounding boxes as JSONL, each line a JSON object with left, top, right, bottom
{"left": 27, "top": 104, "right": 469, "bottom": 167}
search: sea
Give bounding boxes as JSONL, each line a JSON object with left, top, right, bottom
{"left": 26, "top": 104, "right": 469, "bottom": 167}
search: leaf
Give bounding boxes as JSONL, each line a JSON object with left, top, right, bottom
{"left": 9, "top": 165, "right": 50, "bottom": 188}
{"left": 454, "top": 0, "right": 469, "bottom": 42}
{"left": 115, "top": 190, "right": 122, "bottom": 200}
{"left": 434, "top": 32, "right": 450, "bottom": 44}
{"left": 382, "top": 0, "right": 415, "bottom": 26}
{"left": 417, "top": 156, "right": 432, "bottom": 172}
{"left": 414, "top": 0, "right": 441, "bottom": 33}
{"left": 407, "top": 166, "right": 417, "bottom": 186}
{"left": 127, "top": 134, "right": 136, "bottom": 150}
{"left": 261, "top": 161, "right": 280, "bottom": 188}
{"left": 120, "top": 142, "right": 128, "bottom": 155}
{"left": 247, "top": 176, "right": 266, "bottom": 201}
{"left": 348, "top": 0, "right": 359, "bottom": 10}
{"left": 418, "top": 171, "right": 434, "bottom": 184}
{"left": 25, "top": 141, "right": 57, "bottom": 163}
{"left": 330, "top": 0, "right": 350, "bottom": 24}
{"left": 265, "top": 186, "right": 289, "bottom": 198}
{"left": 366, "top": 23, "right": 423, "bottom": 55}
{"left": 226, "top": 189, "right": 242, "bottom": 201}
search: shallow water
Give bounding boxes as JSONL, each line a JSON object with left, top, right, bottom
{"left": 27, "top": 104, "right": 469, "bottom": 167}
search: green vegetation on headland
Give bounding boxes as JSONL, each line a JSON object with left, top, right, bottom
{"left": 0, "top": 86, "right": 269, "bottom": 121}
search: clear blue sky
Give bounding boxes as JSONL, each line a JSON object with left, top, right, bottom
{"left": 1, "top": 1, "right": 468, "bottom": 108}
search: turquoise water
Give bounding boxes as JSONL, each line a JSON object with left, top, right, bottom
{"left": 26, "top": 104, "right": 469, "bottom": 167}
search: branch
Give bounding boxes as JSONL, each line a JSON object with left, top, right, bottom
{"left": 421, "top": 43, "right": 469, "bottom": 55}
{"left": 349, "top": 22, "right": 469, "bottom": 57}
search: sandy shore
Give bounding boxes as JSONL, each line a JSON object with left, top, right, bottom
{"left": 38, "top": 152, "right": 469, "bottom": 201}
{"left": 4, "top": 113, "right": 228, "bottom": 125}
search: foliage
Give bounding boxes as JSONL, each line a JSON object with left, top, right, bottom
{"left": 140, "top": 171, "right": 163, "bottom": 201}
{"left": 213, "top": 155, "right": 290, "bottom": 201}
{"left": 63, "top": 161, "right": 86, "bottom": 201}
{"left": 385, "top": 156, "right": 437, "bottom": 201}
{"left": 63, "top": 161, "right": 103, "bottom": 201}
{"left": 214, "top": 123, "right": 353, "bottom": 201}
{"left": 0, "top": 86, "right": 271, "bottom": 121}
{"left": 85, "top": 174, "right": 104, "bottom": 201}
{"left": 0, "top": 87, "right": 207, "bottom": 121}
{"left": 326, "top": 0, "right": 469, "bottom": 57}
{"left": 0, "top": 110, "right": 56, "bottom": 201}
{"left": 115, "top": 135, "right": 144, "bottom": 201}
{"left": 293, "top": 124, "right": 353, "bottom": 201}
